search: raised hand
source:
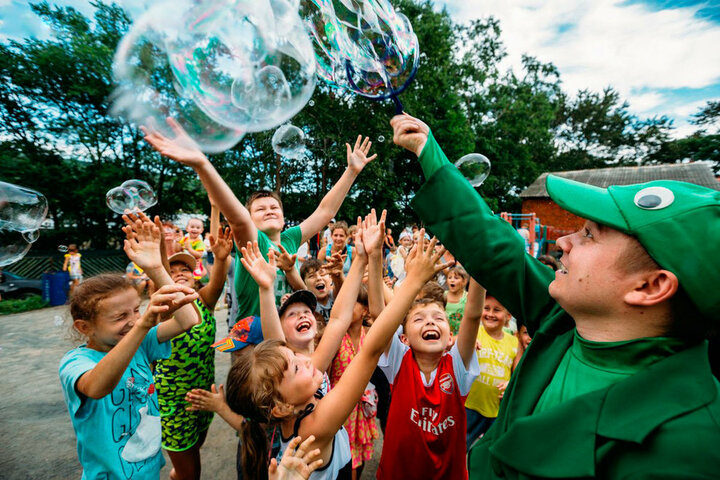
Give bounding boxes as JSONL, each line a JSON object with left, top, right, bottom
{"left": 274, "top": 244, "right": 298, "bottom": 273}
{"left": 352, "top": 216, "right": 367, "bottom": 261}
{"left": 389, "top": 113, "right": 430, "bottom": 156}
{"left": 268, "top": 435, "right": 324, "bottom": 480}
{"left": 360, "top": 209, "right": 387, "bottom": 258}
{"left": 404, "top": 229, "right": 452, "bottom": 285}
{"left": 185, "top": 384, "right": 226, "bottom": 413}
{"left": 209, "top": 226, "right": 233, "bottom": 262}
{"left": 122, "top": 214, "right": 163, "bottom": 272}
{"left": 324, "top": 253, "right": 346, "bottom": 278}
{"left": 138, "top": 284, "right": 199, "bottom": 330}
{"left": 141, "top": 117, "right": 208, "bottom": 168}
{"left": 239, "top": 241, "right": 277, "bottom": 290}
{"left": 346, "top": 135, "right": 378, "bottom": 173}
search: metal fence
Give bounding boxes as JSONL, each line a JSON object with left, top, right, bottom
{"left": 4, "top": 250, "right": 129, "bottom": 279}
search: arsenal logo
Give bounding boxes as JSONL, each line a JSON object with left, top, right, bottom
{"left": 439, "top": 373, "right": 454, "bottom": 395}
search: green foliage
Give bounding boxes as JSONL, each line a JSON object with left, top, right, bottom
{"left": 0, "top": 1, "right": 703, "bottom": 246}
{"left": 0, "top": 295, "right": 49, "bottom": 315}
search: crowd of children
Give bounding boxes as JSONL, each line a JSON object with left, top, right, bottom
{"left": 57, "top": 112, "right": 720, "bottom": 480}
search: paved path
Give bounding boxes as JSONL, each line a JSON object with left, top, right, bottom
{"left": 0, "top": 305, "right": 380, "bottom": 479}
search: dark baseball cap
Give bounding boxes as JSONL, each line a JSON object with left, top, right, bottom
{"left": 278, "top": 290, "right": 317, "bottom": 318}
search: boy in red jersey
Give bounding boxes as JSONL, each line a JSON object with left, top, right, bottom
{"left": 377, "top": 277, "right": 485, "bottom": 479}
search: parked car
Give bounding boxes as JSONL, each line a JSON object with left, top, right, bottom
{"left": 0, "top": 271, "right": 43, "bottom": 299}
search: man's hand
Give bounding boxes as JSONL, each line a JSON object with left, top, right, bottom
{"left": 141, "top": 117, "right": 209, "bottom": 168}
{"left": 390, "top": 113, "right": 430, "bottom": 156}
{"left": 346, "top": 135, "right": 378, "bottom": 174}
{"left": 239, "top": 241, "right": 277, "bottom": 290}
{"left": 209, "top": 226, "right": 233, "bottom": 261}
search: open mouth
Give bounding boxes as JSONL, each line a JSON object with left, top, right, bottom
{"left": 557, "top": 260, "right": 568, "bottom": 274}
{"left": 315, "top": 282, "right": 326, "bottom": 292}
{"left": 296, "top": 320, "right": 312, "bottom": 333}
{"left": 422, "top": 330, "right": 441, "bottom": 341}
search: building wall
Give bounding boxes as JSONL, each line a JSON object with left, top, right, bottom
{"left": 521, "top": 198, "right": 584, "bottom": 243}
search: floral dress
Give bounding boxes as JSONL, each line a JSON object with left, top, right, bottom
{"left": 329, "top": 329, "right": 379, "bottom": 469}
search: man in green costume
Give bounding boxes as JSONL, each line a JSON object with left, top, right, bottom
{"left": 390, "top": 113, "right": 720, "bottom": 478}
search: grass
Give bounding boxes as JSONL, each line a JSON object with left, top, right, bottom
{"left": 0, "top": 295, "right": 49, "bottom": 315}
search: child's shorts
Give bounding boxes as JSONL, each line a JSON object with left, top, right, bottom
{"left": 159, "top": 401, "right": 214, "bottom": 451}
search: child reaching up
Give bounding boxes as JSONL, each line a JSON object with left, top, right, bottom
{"left": 222, "top": 228, "right": 450, "bottom": 480}
{"left": 445, "top": 265, "right": 469, "bottom": 335}
{"left": 59, "top": 238, "right": 200, "bottom": 479}
{"left": 377, "top": 243, "right": 484, "bottom": 479}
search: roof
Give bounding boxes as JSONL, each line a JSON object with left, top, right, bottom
{"left": 520, "top": 162, "right": 719, "bottom": 198}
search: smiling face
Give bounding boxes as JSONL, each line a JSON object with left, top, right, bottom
{"left": 331, "top": 227, "right": 347, "bottom": 247}
{"left": 303, "top": 268, "right": 331, "bottom": 302}
{"left": 276, "top": 346, "right": 324, "bottom": 407}
{"left": 186, "top": 219, "right": 204, "bottom": 239}
{"left": 249, "top": 197, "right": 285, "bottom": 234}
{"left": 79, "top": 288, "right": 141, "bottom": 352}
{"left": 482, "top": 296, "right": 510, "bottom": 335}
{"left": 549, "top": 220, "right": 643, "bottom": 318}
{"left": 402, "top": 302, "right": 451, "bottom": 355}
{"left": 280, "top": 302, "right": 317, "bottom": 351}
{"left": 169, "top": 261, "right": 195, "bottom": 288}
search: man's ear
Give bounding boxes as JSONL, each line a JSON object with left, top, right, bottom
{"left": 399, "top": 333, "right": 410, "bottom": 347}
{"left": 73, "top": 319, "right": 92, "bottom": 336}
{"left": 623, "top": 269, "right": 678, "bottom": 307}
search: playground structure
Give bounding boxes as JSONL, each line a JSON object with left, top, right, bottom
{"left": 498, "top": 212, "right": 551, "bottom": 257}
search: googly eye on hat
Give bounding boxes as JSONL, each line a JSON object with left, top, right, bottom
{"left": 634, "top": 186, "right": 675, "bottom": 210}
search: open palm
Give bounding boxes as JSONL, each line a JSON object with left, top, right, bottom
{"left": 346, "top": 135, "right": 377, "bottom": 173}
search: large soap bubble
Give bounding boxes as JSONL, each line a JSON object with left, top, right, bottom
{"left": 300, "top": 0, "right": 419, "bottom": 107}
{"left": 272, "top": 124, "right": 306, "bottom": 159}
{"left": 113, "top": 0, "right": 316, "bottom": 152}
{"left": 0, "top": 181, "right": 48, "bottom": 232}
{"left": 106, "top": 179, "right": 158, "bottom": 215}
{"left": 455, "top": 153, "right": 491, "bottom": 187}
{"left": 0, "top": 229, "right": 32, "bottom": 267}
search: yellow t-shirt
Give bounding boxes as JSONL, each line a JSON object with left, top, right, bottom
{"left": 465, "top": 327, "right": 518, "bottom": 418}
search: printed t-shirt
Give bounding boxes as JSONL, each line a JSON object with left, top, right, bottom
{"left": 233, "top": 226, "right": 302, "bottom": 325}
{"left": 465, "top": 327, "right": 518, "bottom": 418}
{"left": 445, "top": 291, "right": 468, "bottom": 335}
{"left": 181, "top": 236, "right": 205, "bottom": 254}
{"left": 533, "top": 329, "right": 688, "bottom": 414}
{"left": 59, "top": 325, "right": 170, "bottom": 480}
{"left": 377, "top": 335, "right": 480, "bottom": 480}
{"left": 65, "top": 253, "right": 82, "bottom": 276}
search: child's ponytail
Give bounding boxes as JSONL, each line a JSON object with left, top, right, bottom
{"left": 225, "top": 340, "right": 290, "bottom": 479}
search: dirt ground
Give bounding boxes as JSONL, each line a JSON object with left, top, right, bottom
{"left": 0, "top": 304, "right": 381, "bottom": 479}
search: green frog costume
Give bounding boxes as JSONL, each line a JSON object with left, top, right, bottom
{"left": 410, "top": 131, "right": 720, "bottom": 478}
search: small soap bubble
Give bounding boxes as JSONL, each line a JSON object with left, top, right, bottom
{"left": 22, "top": 230, "right": 40, "bottom": 243}
{"left": 0, "top": 229, "right": 32, "bottom": 267}
{"left": 58, "top": 245, "right": 69, "bottom": 253}
{"left": 308, "top": 100, "right": 315, "bottom": 106}
{"left": 54, "top": 315, "right": 64, "bottom": 327}
{"left": 272, "top": 124, "right": 306, "bottom": 159}
{"left": 454, "top": 153, "right": 491, "bottom": 187}
{"left": 377, "top": 135, "right": 385, "bottom": 143}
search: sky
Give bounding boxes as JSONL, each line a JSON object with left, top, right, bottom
{"left": 1, "top": 0, "right": 719, "bottom": 137}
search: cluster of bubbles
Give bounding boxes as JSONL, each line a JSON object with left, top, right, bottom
{"left": 112, "top": 0, "right": 317, "bottom": 153}
{"left": 0, "top": 181, "right": 48, "bottom": 267}
{"left": 300, "top": 0, "right": 419, "bottom": 102}
{"left": 455, "top": 153, "right": 492, "bottom": 187}
{"left": 272, "top": 124, "right": 307, "bottom": 159}
{"left": 106, "top": 180, "right": 158, "bottom": 215}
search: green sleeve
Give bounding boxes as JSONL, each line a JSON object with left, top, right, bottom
{"left": 418, "top": 130, "right": 451, "bottom": 179}
{"left": 280, "top": 225, "right": 302, "bottom": 254}
{"left": 411, "top": 149, "right": 558, "bottom": 336}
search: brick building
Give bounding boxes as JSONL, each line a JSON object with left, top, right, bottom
{"left": 519, "top": 163, "right": 720, "bottom": 250}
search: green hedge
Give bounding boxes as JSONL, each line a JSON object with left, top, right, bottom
{"left": 0, "top": 295, "right": 49, "bottom": 315}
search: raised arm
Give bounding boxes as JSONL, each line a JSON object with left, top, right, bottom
{"left": 298, "top": 136, "right": 377, "bottom": 244}
{"left": 359, "top": 209, "right": 387, "bottom": 319}
{"left": 198, "top": 226, "right": 233, "bottom": 309}
{"left": 307, "top": 232, "right": 449, "bottom": 444}
{"left": 121, "top": 213, "right": 200, "bottom": 341}
{"left": 456, "top": 278, "right": 486, "bottom": 369}
{"left": 142, "top": 118, "right": 257, "bottom": 247}
{"left": 239, "top": 241, "right": 284, "bottom": 342}
{"left": 312, "top": 217, "right": 368, "bottom": 373}
{"left": 391, "top": 113, "right": 556, "bottom": 335}
{"left": 76, "top": 284, "right": 197, "bottom": 399}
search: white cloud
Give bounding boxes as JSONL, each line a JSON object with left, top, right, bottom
{"left": 442, "top": 0, "right": 720, "bottom": 100}
{"left": 627, "top": 91, "right": 664, "bottom": 113}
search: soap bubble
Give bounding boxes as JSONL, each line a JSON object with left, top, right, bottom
{"left": 113, "top": 0, "right": 316, "bottom": 151}
{"left": 300, "top": 0, "right": 419, "bottom": 100}
{"left": 308, "top": 100, "right": 315, "bottom": 106}
{"left": 0, "top": 229, "right": 32, "bottom": 267}
{"left": 0, "top": 181, "right": 48, "bottom": 233}
{"left": 272, "top": 124, "right": 306, "bottom": 159}
{"left": 455, "top": 154, "right": 491, "bottom": 187}
{"left": 22, "top": 230, "right": 40, "bottom": 243}
{"left": 377, "top": 135, "right": 385, "bottom": 143}
{"left": 106, "top": 179, "right": 157, "bottom": 215}
{"left": 58, "top": 245, "right": 69, "bottom": 253}
{"left": 54, "top": 315, "right": 64, "bottom": 327}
